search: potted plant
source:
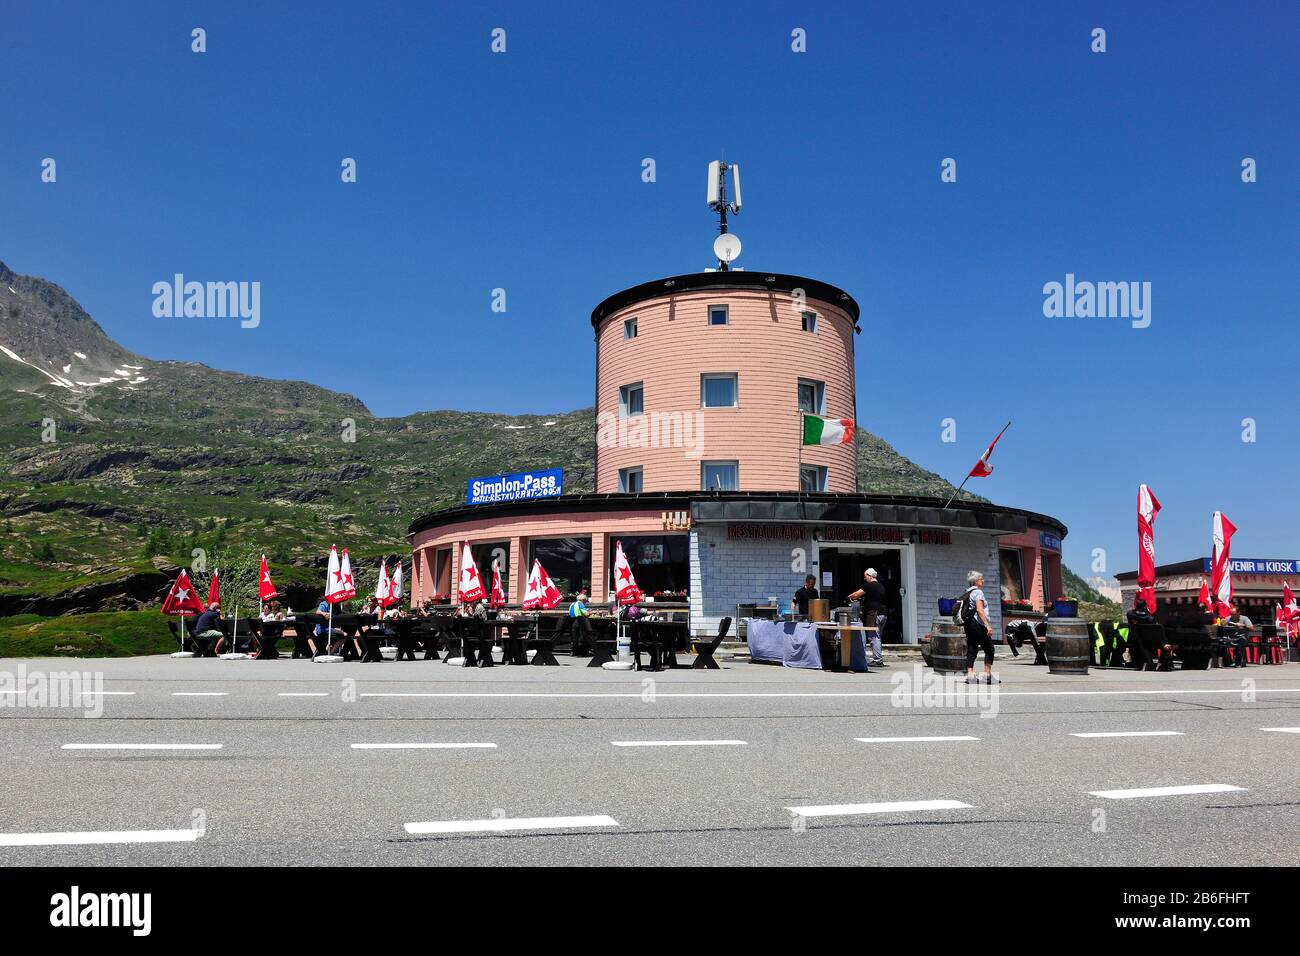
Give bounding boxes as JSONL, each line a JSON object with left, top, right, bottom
{"left": 1053, "top": 597, "right": 1079, "bottom": 618}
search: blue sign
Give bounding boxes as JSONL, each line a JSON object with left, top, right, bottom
{"left": 1039, "top": 532, "right": 1062, "bottom": 553}
{"left": 467, "top": 468, "right": 563, "bottom": 505}
{"left": 1200, "top": 557, "right": 1299, "bottom": 575}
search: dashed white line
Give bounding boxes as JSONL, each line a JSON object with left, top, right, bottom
{"left": 172, "top": 692, "right": 228, "bottom": 697}
{"left": 787, "top": 799, "right": 973, "bottom": 817}
{"left": 0, "top": 829, "right": 199, "bottom": 847}
{"left": 611, "top": 740, "right": 747, "bottom": 747}
{"left": 278, "top": 692, "right": 329, "bottom": 697}
{"left": 61, "top": 744, "right": 223, "bottom": 751}
{"left": 0, "top": 690, "right": 134, "bottom": 696}
{"left": 1070, "top": 731, "right": 1185, "bottom": 738}
{"left": 351, "top": 743, "right": 497, "bottom": 750}
{"left": 855, "top": 736, "right": 979, "bottom": 743}
{"left": 1088, "top": 784, "right": 1246, "bottom": 800}
{"left": 404, "top": 814, "right": 619, "bottom": 835}
{"left": 1260, "top": 727, "right": 1300, "bottom": 734}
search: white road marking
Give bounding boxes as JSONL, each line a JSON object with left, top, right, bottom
{"left": 172, "top": 692, "right": 228, "bottom": 697}
{"left": 0, "top": 690, "right": 133, "bottom": 696}
{"left": 1261, "top": 727, "right": 1300, "bottom": 734}
{"left": 788, "top": 799, "right": 973, "bottom": 817}
{"left": 611, "top": 739, "right": 746, "bottom": 747}
{"left": 351, "top": 743, "right": 497, "bottom": 750}
{"left": 404, "top": 814, "right": 619, "bottom": 835}
{"left": 279, "top": 692, "right": 329, "bottom": 697}
{"left": 856, "top": 736, "right": 979, "bottom": 743}
{"left": 61, "top": 743, "right": 222, "bottom": 751}
{"left": 1089, "top": 784, "right": 1246, "bottom": 800}
{"left": 0, "top": 829, "right": 199, "bottom": 847}
{"left": 1070, "top": 731, "right": 1185, "bottom": 738}
{"left": 358, "top": 687, "right": 1300, "bottom": 700}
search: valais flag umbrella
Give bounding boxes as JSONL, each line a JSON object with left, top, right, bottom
{"left": 612, "top": 540, "right": 643, "bottom": 604}
{"left": 258, "top": 555, "right": 278, "bottom": 601}
{"left": 1210, "top": 511, "right": 1237, "bottom": 618}
{"left": 325, "top": 545, "right": 356, "bottom": 604}
{"left": 162, "top": 570, "right": 206, "bottom": 615}
{"left": 489, "top": 558, "right": 507, "bottom": 608}
{"left": 521, "top": 559, "right": 562, "bottom": 611}
{"left": 1136, "top": 484, "right": 1161, "bottom": 613}
{"left": 386, "top": 560, "right": 404, "bottom": 609}
{"left": 375, "top": 560, "right": 391, "bottom": 606}
{"left": 208, "top": 568, "right": 220, "bottom": 608}
{"left": 458, "top": 542, "right": 485, "bottom": 603}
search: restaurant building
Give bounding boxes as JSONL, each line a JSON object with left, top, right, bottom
{"left": 407, "top": 269, "right": 1068, "bottom": 643}
{"left": 1115, "top": 557, "right": 1300, "bottom": 625}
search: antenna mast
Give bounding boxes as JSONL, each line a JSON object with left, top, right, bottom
{"left": 706, "top": 160, "right": 742, "bottom": 270}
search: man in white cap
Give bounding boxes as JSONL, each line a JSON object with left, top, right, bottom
{"left": 847, "top": 568, "right": 887, "bottom": 667}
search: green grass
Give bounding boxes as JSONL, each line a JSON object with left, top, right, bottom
{"left": 0, "top": 611, "right": 175, "bottom": 657}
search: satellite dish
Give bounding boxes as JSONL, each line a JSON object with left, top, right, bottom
{"left": 713, "top": 233, "right": 742, "bottom": 264}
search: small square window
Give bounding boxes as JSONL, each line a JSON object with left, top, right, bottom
{"left": 701, "top": 461, "right": 739, "bottom": 491}
{"left": 619, "top": 467, "right": 643, "bottom": 493}
{"left": 800, "top": 465, "right": 828, "bottom": 493}
{"left": 708, "top": 305, "right": 729, "bottom": 326}
{"left": 701, "top": 373, "right": 737, "bottom": 408}
{"left": 619, "top": 382, "right": 644, "bottom": 417}
{"left": 801, "top": 311, "right": 818, "bottom": 333}
{"left": 797, "top": 378, "right": 825, "bottom": 414}
{"left": 623, "top": 317, "right": 638, "bottom": 339}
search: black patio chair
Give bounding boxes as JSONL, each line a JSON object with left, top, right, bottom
{"left": 690, "top": 617, "right": 731, "bottom": 669}
{"left": 529, "top": 615, "right": 563, "bottom": 666}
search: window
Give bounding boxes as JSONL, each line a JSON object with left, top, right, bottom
{"left": 528, "top": 536, "right": 592, "bottom": 599}
{"left": 999, "top": 549, "right": 1025, "bottom": 603}
{"left": 801, "top": 310, "right": 818, "bottom": 333}
{"left": 701, "top": 373, "right": 737, "bottom": 408}
{"left": 619, "top": 382, "right": 643, "bottom": 417}
{"left": 432, "top": 547, "right": 452, "bottom": 597}
{"left": 799, "top": 465, "right": 828, "bottom": 492}
{"left": 623, "top": 317, "right": 638, "bottom": 339}
{"left": 469, "top": 541, "right": 510, "bottom": 600}
{"left": 708, "top": 304, "right": 729, "bottom": 326}
{"left": 618, "top": 466, "right": 643, "bottom": 493}
{"left": 608, "top": 535, "right": 690, "bottom": 596}
{"left": 701, "top": 461, "right": 739, "bottom": 491}
{"left": 797, "top": 378, "right": 825, "bottom": 414}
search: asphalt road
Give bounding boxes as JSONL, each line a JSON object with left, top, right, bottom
{"left": 1, "top": 652, "right": 1297, "bottom": 866}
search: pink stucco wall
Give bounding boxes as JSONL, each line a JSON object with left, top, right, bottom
{"left": 594, "top": 286, "right": 858, "bottom": 494}
{"left": 409, "top": 507, "right": 685, "bottom": 604}
{"left": 998, "top": 528, "right": 1063, "bottom": 612}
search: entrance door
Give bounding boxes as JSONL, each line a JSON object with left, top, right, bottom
{"left": 820, "top": 547, "right": 905, "bottom": 644}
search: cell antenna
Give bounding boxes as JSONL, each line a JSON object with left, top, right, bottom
{"left": 706, "top": 159, "right": 742, "bottom": 270}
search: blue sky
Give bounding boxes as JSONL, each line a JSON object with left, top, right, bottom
{"left": 1, "top": 0, "right": 1296, "bottom": 578}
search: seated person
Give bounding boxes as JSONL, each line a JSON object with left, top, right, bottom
{"left": 312, "top": 599, "right": 347, "bottom": 655}
{"left": 569, "top": 591, "right": 593, "bottom": 651}
{"left": 192, "top": 602, "right": 223, "bottom": 656}
{"left": 793, "top": 575, "right": 819, "bottom": 617}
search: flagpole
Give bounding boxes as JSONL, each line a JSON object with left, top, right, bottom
{"left": 944, "top": 420, "right": 1011, "bottom": 509}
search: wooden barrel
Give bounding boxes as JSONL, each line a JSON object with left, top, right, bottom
{"left": 930, "top": 619, "right": 966, "bottom": 674}
{"left": 1046, "top": 619, "right": 1090, "bottom": 675}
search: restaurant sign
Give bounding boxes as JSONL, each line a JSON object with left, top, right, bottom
{"left": 1199, "top": 557, "right": 1300, "bottom": 575}
{"left": 466, "top": 468, "right": 563, "bottom": 505}
{"left": 1039, "top": 532, "right": 1062, "bottom": 552}
{"left": 722, "top": 525, "right": 952, "bottom": 545}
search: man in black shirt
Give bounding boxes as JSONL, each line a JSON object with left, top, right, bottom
{"left": 847, "top": 568, "right": 887, "bottom": 667}
{"left": 793, "top": 575, "right": 819, "bottom": 616}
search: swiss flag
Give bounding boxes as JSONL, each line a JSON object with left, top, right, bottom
{"left": 258, "top": 555, "right": 278, "bottom": 601}
{"left": 522, "top": 559, "right": 562, "bottom": 611}
{"left": 612, "top": 540, "right": 643, "bottom": 604}
{"left": 208, "top": 568, "right": 220, "bottom": 608}
{"left": 162, "top": 570, "right": 206, "bottom": 616}
{"left": 968, "top": 423, "right": 1010, "bottom": 479}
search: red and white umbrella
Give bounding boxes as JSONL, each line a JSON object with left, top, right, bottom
{"left": 162, "top": 570, "right": 206, "bottom": 616}
{"left": 1209, "top": 511, "right": 1237, "bottom": 618}
{"left": 489, "top": 558, "right": 507, "bottom": 608}
{"left": 208, "top": 568, "right": 220, "bottom": 608}
{"left": 457, "top": 542, "right": 485, "bottom": 603}
{"left": 1135, "top": 484, "right": 1161, "bottom": 614}
{"left": 521, "top": 559, "right": 562, "bottom": 611}
{"left": 375, "top": 560, "right": 391, "bottom": 607}
{"left": 258, "top": 555, "right": 278, "bottom": 601}
{"left": 612, "top": 540, "right": 643, "bottom": 604}
{"left": 385, "top": 560, "right": 404, "bottom": 609}
{"left": 325, "top": 545, "right": 355, "bottom": 605}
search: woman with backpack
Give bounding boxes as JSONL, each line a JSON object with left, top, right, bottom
{"left": 960, "top": 570, "right": 999, "bottom": 685}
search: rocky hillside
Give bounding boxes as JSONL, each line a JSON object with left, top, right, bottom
{"left": 0, "top": 259, "right": 1100, "bottom": 617}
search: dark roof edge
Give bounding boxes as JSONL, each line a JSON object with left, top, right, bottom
{"left": 589, "top": 271, "right": 861, "bottom": 328}
{"left": 407, "top": 490, "right": 1066, "bottom": 539}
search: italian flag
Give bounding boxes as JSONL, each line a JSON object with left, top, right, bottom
{"left": 802, "top": 414, "right": 854, "bottom": 446}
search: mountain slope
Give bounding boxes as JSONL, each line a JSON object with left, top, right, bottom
{"left": 0, "top": 259, "right": 1084, "bottom": 616}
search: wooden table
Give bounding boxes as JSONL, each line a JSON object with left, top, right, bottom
{"left": 811, "top": 622, "right": 877, "bottom": 672}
